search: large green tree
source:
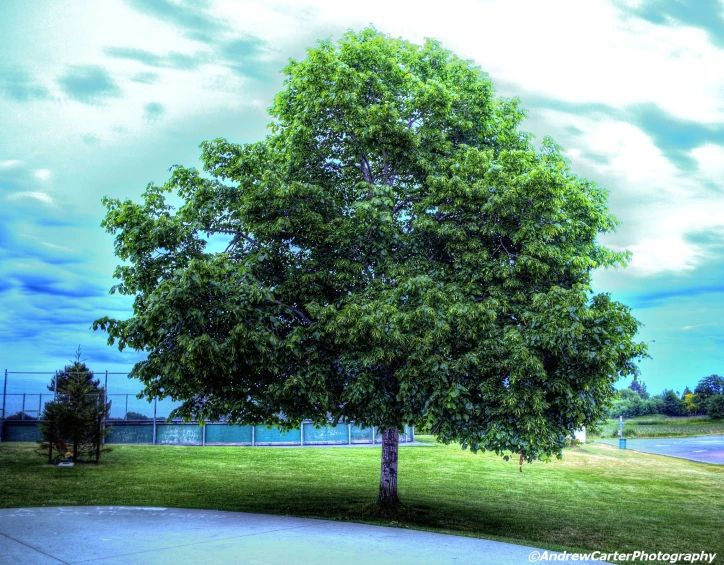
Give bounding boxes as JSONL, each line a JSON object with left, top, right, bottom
{"left": 95, "top": 28, "right": 646, "bottom": 504}
{"left": 694, "top": 374, "right": 724, "bottom": 400}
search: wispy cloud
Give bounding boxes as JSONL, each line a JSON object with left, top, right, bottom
{"left": 0, "top": 67, "right": 50, "bottom": 101}
{"left": 689, "top": 144, "right": 724, "bottom": 188}
{"left": 620, "top": 0, "right": 724, "bottom": 49}
{"left": 123, "top": 0, "right": 230, "bottom": 43}
{"left": 627, "top": 103, "right": 724, "bottom": 173}
{"left": 143, "top": 102, "right": 165, "bottom": 121}
{"left": 131, "top": 72, "right": 160, "bottom": 85}
{"left": 218, "top": 36, "right": 276, "bottom": 82}
{"left": 105, "top": 46, "right": 202, "bottom": 70}
{"left": 7, "top": 191, "right": 54, "bottom": 205}
{"left": 57, "top": 65, "right": 121, "bottom": 104}
{"left": 34, "top": 169, "right": 52, "bottom": 181}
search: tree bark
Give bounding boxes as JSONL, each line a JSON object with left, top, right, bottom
{"left": 378, "top": 428, "right": 400, "bottom": 505}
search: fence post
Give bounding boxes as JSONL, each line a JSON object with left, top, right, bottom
{"left": 152, "top": 397, "right": 157, "bottom": 445}
{"left": 251, "top": 425, "right": 255, "bottom": 446}
{"left": 348, "top": 423, "right": 351, "bottom": 445}
{"left": 21, "top": 393, "right": 25, "bottom": 420}
{"left": 38, "top": 394, "right": 42, "bottom": 419}
{"left": 125, "top": 394, "right": 128, "bottom": 421}
{"left": 202, "top": 421, "right": 206, "bottom": 447}
{"left": 1, "top": 369, "right": 6, "bottom": 419}
{"left": 300, "top": 421, "right": 304, "bottom": 446}
{"left": 102, "top": 370, "right": 108, "bottom": 445}
{"left": 0, "top": 369, "right": 6, "bottom": 441}
{"left": 53, "top": 372, "right": 57, "bottom": 400}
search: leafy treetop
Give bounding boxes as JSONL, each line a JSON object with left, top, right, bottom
{"left": 95, "top": 28, "right": 647, "bottom": 464}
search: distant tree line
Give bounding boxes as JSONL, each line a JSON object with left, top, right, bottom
{"left": 610, "top": 374, "right": 724, "bottom": 419}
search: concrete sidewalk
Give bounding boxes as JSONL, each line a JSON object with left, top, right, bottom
{"left": 0, "top": 506, "right": 608, "bottom": 565}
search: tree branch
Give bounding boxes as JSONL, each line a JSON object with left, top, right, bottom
{"left": 359, "top": 152, "right": 374, "bottom": 184}
{"left": 498, "top": 236, "right": 517, "bottom": 258}
{"left": 208, "top": 229, "right": 260, "bottom": 248}
{"left": 273, "top": 299, "right": 313, "bottom": 326}
{"left": 392, "top": 197, "right": 424, "bottom": 215}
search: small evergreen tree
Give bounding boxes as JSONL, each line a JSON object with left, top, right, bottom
{"left": 48, "top": 345, "right": 99, "bottom": 394}
{"left": 38, "top": 348, "right": 112, "bottom": 464}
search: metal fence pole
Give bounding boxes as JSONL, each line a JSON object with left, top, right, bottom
{"left": 300, "top": 421, "right": 304, "bottom": 446}
{"left": 1, "top": 370, "right": 6, "bottom": 419}
{"left": 102, "top": 370, "right": 108, "bottom": 445}
{"left": 125, "top": 394, "right": 128, "bottom": 421}
{"left": 38, "top": 394, "right": 42, "bottom": 419}
{"left": 251, "top": 425, "right": 255, "bottom": 446}
{"left": 0, "top": 369, "right": 6, "bottom": 441}
{"left": 21, "top": 393, "right": 25, "bottom": 420}
{"left": 202, "top": 421, "right": 206, "bottom": 446}
{"left": 152, "top": 397, "right": 157, "bottom": 445}
{"left": 53, "top": 372, "right": 57, "bottom": 400}
{"left": 348, "top": 423, "right": 351, "bottom": 445}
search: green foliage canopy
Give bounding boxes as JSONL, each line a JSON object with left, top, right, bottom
{"left": 706, "top": 395, "right": 724, "bottom": 420}
{"left": 95, "top": 28, "right": 647, "bottom": 463}
{"left": 695, "top": 374, "right": 724, "bottom": 399}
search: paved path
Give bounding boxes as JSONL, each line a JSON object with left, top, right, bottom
{"left": 599, "top": 435, "right": 724, "bottom": 464}
{"left": 0, "top": 506, "right": 608, "bottom": 564}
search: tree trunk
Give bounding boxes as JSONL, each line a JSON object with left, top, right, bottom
{"left": 378, "top": 428, "right": 400, "bottom": 505}
{"left": 95, "top": 414, "right": 102, "bottom": 463}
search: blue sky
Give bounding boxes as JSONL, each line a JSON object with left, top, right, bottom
{"left": 1, "top": 0, "right": 723, "bottom": 397}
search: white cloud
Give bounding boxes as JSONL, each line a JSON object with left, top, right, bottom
{"left": 2, "top": 0, "right": 724, "bottom": 282}
{"left": 625, "top": 236, "right": 702, "bottom": 275}
{"left": 19, "top": 234, "right": 72, "bottom": 252}
{"left": 690, "top": 144, "right": 724, "bottom": 188}
{"left": 7, "top": 191, "right": 54, "bottom": 205}
{"left": 247, "top": 0, "right": 724, "bottom": 125}
{"left": 540, "top": 110, "right": 724, "bottom": 276}
{"left": 0, "top": 160, "right": 21, "bottom": 168}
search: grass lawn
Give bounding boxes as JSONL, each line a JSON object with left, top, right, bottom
{"left": 592, "top": 414, "right": 724, "bottom": 439}
{"left": 1, "top": 439, "right": 722, "bottom": 563}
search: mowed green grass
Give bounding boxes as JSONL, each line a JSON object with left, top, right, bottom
{"left": 593, "top": 415, "right": 724, "bottom": 439}
{"left": 1, "top": 439, "right": 722, "bottom": 563}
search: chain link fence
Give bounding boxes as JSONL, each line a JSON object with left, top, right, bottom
{"left": 0, "top": 370, "right": 414, "bottom": 445}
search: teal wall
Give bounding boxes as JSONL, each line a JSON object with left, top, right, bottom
{"left": 106, "top": 424, "right": 153, "bottom": 444}
{"left": 205, "top": 424, "right": 252, "bottom": 444}
{"left": 2, "top": 422, "right": 42, "bottom": 442}
{"left": 156, "top": 424, "right": 203, "bottom": 445}
{"left": 2, "top": 421, "right": 414, "bottom": 446}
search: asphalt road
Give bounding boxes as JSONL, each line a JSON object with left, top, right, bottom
{"left": 599, "top": 434, "right": 724, "bottom": 464}
{"left": 0, "top": 506, "right": 610, "bottom": 565}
